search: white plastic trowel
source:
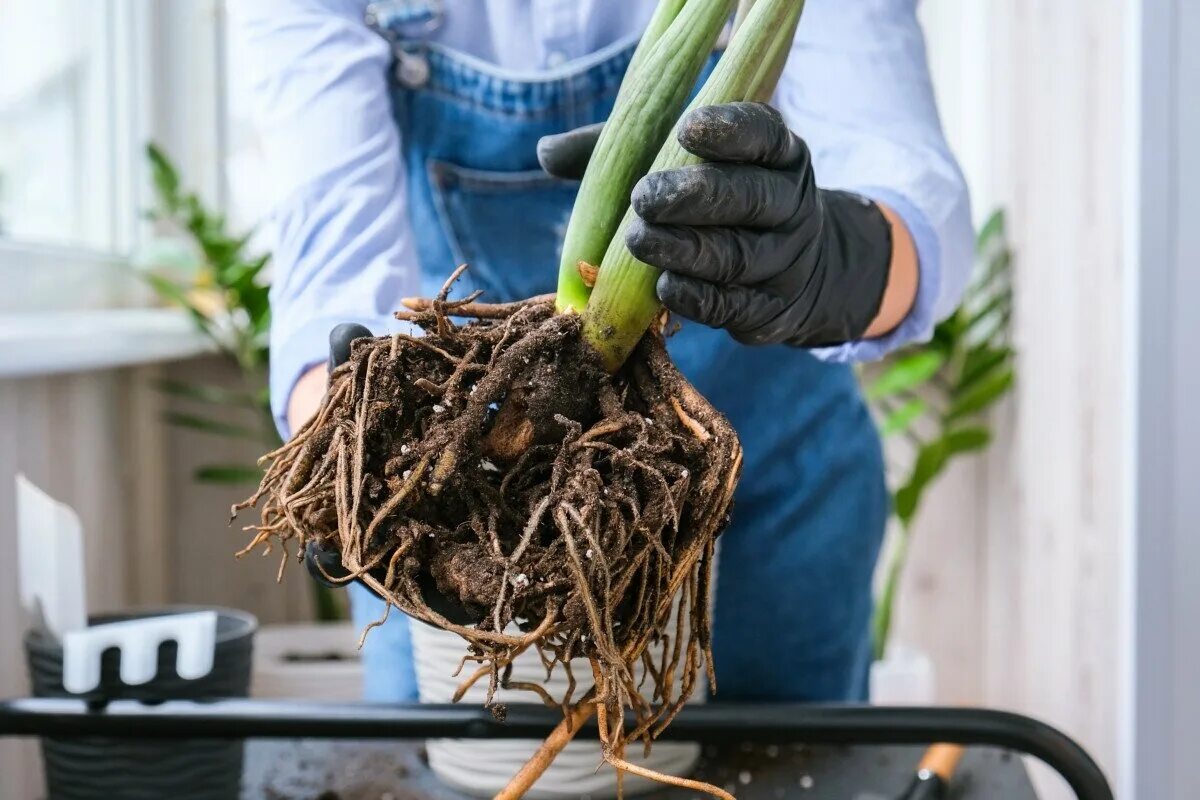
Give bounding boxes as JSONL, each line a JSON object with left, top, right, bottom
{"left": 16, "top": 475, "right": 217, "bottom": 694}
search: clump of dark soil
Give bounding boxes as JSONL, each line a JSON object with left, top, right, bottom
{"left": 236, "top": 270, "right": 742, "bottom": 772}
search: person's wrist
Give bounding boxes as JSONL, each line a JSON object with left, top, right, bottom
{"left": 863, "top": 203, "right": 919, "bottom": 339}
{"left": 287, "top": 364, "right": 328, "bottom": 435}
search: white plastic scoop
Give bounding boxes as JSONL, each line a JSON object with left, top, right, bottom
{"left": 16, "top": 475, "right": 218, "bottom": 694}
{"left": 16, "top": 474, "right": 86, "bottom": 638}
{"left": 61, "top": 611, "right": 218, "bottom": 694}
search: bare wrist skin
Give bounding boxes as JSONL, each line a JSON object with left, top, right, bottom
{"left": 863, "top": 203, "right": 919, "bottom": 339}
{"left": 287, "top": 364, "right": 328, "bottom": 435}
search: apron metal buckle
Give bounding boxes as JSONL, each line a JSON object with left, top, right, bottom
{"left": 365, "top": 0, "right": 443, "bottom": 39}
{"left": 365, "top": 1, "right": 440, "bottom": 89}
{"left": 395, "top": 50, "right": 432, "bottom": 88}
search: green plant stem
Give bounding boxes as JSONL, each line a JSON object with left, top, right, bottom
{"left": 582, "top": 0, "right": 806, "bottom": 371}
{"left": 555, "top": 0, "right": 732, "bottom": 313}
{"left": 625, "top": 0, "right": 690, "bottom": 83}
{"left": 872, "top": 523, "right": 910, "bottom": 662}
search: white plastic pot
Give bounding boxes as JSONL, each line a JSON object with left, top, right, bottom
{"left": 251, "top": 622, "right": 363, "bottom": 701}
{"left": 411, "top": 620, "right": 704, "bottom": 799}
{"left": 869, "top": 642, "right": 935, "bottom": 705}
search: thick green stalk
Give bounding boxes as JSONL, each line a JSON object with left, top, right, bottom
{"left": 750, "top": 2, "right": 801, "bottom": 104}
{"left": 625, "top": 0, "right": 690, "bottom": 87}
{"left": 582, "top": 0, "right": 807, "bottom": 371}
{"left": 555, "top": 0, "right": 735, "bottom": 314}
{"left": 732, "top": 0, "right": 757, "bottom": 36}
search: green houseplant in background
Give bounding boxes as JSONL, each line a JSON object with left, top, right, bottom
{"left": 142, "top": 143, "right": 344, "bottom": 622}
{"left": 866, "top": 209, "right": 1016, "bottom": 662}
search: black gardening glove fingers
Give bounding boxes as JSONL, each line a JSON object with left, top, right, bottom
{"left": 305, "top": 539, "right": 353, "bottom": 587}
{"left": 329, "top": 323, "right": 373, "bottom": 374}
{"left": 676, "top": 102, "right": 806, "bottom": 169}
{"left": 654, "top": 275, "right": 797, "bottom": 345}
{"left": 537, "top": 122, "right": 604, "bottom": 180}
{"left": 628, "top": 220, "right": 801, "bottom": 285}
{"left": 629, "top": 101, "right": 894, "bottom": 348}
{"left": 632, "top": 162, "right": 805, "bottom": 229}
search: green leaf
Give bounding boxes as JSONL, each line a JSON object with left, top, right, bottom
{"left": 966, "top": 287, "right": 1013, "bottom": 333}
{"left": 893, "top": 427, "right": 993, "bottom": 526}
{"left": 163, "top": 411, "right": 264, "bottom": 440}
{"left": 881, "top": 397, "right": 927, "bottom": 437}
{"left": 931, "top": 313, "right": 966, "bottom": 350}
{"left": 894, "top": 440, "right": 949, "bottom": 525}
{"left": 943, "top": 426, "right": 992, "bottom": 456}
{"left": 867, "top": 351, "right": 946, "bottom": 401}
{"left": 146, "top": 143, "right": 181, "bottom": 210}
{"left": 156, "top": 379, "right": 265, "bottom": 409}
{"left": 194, "top": 465, "right": 264, "bottom": 485}
{"left": 976, "top": 208, "right": 1006, "bottom": 254}
{"left": 947, "top": 367, "right": 1014, "bottom": 421}
{"left": 970, "top": 250, "right": 1014, "bottom": 307}
{"left": 143, "top": 273, "right": 210, "bottom": 332}
{"left": 958, "top": 345, "right": 1014, "bottom": 395}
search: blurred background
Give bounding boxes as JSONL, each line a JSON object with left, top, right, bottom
{"left": 0, "top": 1, "right": 1194, "bottom": 799}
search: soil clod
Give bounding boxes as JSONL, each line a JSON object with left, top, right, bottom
{"left": 237, "top": 272, "right": 742, "bottom": 797}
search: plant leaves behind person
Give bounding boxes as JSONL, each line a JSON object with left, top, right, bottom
{"left": 143, "top": 145, "right": 344, "bottom": 620}
{"left": 194, "top": 465, "right": 268, "bottom": 486}
{"left": 867, "top": 351, "right": 946, "bottom": 402}
{"left": 144, "top": 142, "right": 271, "bottom": 373}
{"left": 867, "top": 209, "right": 1016, "bottom": 659}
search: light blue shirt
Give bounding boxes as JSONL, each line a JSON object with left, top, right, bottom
{"left": 228, "top": 0, "right": 973, "bottom": 435}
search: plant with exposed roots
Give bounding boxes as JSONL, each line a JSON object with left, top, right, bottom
{"left": 237, "top": 2, "right": 806, "bottom": 797}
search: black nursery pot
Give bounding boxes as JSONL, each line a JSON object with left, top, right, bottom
{"left": 24, "top": 606, "right": 257, "bottom": 800}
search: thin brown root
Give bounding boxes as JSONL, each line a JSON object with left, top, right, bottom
{"left": 603, "top": 754, "right": 735, "bottom": 800}
{"left": 398, "top": 293, "right": 556, "bottom": 319}
{"left": 670, "top": 396, "right": 711, "bottom": 442}
{"left": 493, "top": 690, "right": 597, "bottom": 800}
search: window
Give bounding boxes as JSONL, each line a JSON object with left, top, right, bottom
{"left": 0, "top": 1, "right": 235, "bottom": 314}
{"left": 0, "top": 0, "right": 141, "bottom": 253}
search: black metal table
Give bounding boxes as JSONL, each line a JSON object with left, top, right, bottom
{"left": 244, "top": 739, "right": 1036, "bottom": 799}
{"left": 0, "top": 699, "right": 1112, "bottom": 800}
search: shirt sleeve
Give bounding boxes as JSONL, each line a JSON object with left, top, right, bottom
{"left": 227, "top": 0, "right": 420, "bottom": 437}
{"left": 773, "top": 0, "right": 974, "bottom": 363}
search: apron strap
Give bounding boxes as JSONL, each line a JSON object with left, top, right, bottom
{"left": 365, "top": 0, "right": 444, "bottom": 88}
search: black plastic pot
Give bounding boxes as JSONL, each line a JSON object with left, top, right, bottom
{"left": 24, "top": 606, "right": 256, "bottom": 800}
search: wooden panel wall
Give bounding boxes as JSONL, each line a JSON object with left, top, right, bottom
{"left": 0, "top": 359, "right": 315, "bottom": 797}
{"left": 899, "top": 2, "right": 1129, "bottom": 795}
{"left": 0, "top": 372, "right": 137, "bottom": 800}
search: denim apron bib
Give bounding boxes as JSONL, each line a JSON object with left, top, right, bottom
{"left": 351, "top": 2, "right": 889, "bottom": 703}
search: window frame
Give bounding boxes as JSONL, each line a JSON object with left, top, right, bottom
{"left": 0, "top": 0, "right": 230, "bottom": 312}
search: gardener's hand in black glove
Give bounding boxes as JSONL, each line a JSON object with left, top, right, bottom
{"left": 538, "top": 103, "right": 915, "bottom": 346}
{"left": 301, "top": 324, "right": 474, "bottom": 625}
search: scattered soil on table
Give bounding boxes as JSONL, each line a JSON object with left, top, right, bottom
{"left": 236, "top": 270, "right": 742, "bottom": 766}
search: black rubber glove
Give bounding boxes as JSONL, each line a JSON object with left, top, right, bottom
{"left": 539, "top": 103, "right": 895, "bottom": 347}
{"left": 303, "top": 324, "right": 474, "bottom": 625}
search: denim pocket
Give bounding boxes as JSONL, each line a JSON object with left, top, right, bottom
{"left": 426, "top": 160, "right": 579, "bottom": 302}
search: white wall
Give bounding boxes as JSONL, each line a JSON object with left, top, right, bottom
{"left": 900, "top": 1, "right": 1130, "bottom": 795}
{"left": 1130, "top": 1, "right": 1200, "bottom": 797}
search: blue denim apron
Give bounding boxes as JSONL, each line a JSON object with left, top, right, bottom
{"left": 350, "top": 3, "right": 889, "bottom": 703}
